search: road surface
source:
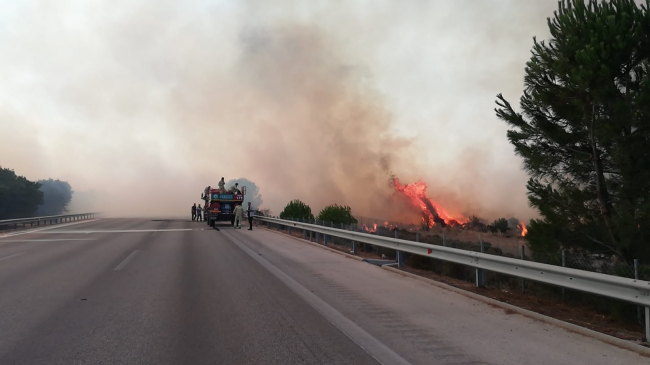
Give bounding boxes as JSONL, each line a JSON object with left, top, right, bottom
{"left": 0, "top": 218, "right": 646, "bottom": 365}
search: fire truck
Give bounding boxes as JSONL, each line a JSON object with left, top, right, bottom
{"left": 202, "top": 185, "right": 246, "bottom": 227}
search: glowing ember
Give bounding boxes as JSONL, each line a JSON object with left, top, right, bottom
{"left": 393, "top": 178, "right": 468, "bottom": 228}
{"left": 517, "top": 222, "right": 528, "bottom": 237}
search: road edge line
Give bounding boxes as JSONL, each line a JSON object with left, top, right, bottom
{"left": 0, "top": 219, "right": 101, "bottom": 238}
{"left": 222, "top": 230, "right": 412, "bottom": 365}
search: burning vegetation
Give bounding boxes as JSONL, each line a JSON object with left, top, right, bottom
{"left": 517, "top": 222, "right": 528, "bottom": 237}
{"left": 392, "top": 177, "right": 468, "bottom": 228}
{"left": 356, "top": 176, "right": 529, "bottom": 238}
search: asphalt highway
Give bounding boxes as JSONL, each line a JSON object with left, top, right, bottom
{"left": 0, "top": 218, "right": 646, "bottom": 365}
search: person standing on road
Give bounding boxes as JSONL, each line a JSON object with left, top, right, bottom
{"left": 233, "top": 204, "right": 243, "bottom": 229}
{"left": 246, "top": 202, "right": 256, "bottom": 230}
{"left": 191, "top": 203, "right": 196, "bottom": 221}
{"left": 218, "top": 177, "right": 226, "bottom": 193}
{"left": 196, "top": 204, "right": 203, "bottom": 222}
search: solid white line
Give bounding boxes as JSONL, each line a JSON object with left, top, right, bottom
{"left": 0, "top": 239, "right": 97, "bottom": 242}
{"left": 221, "top": 230, "right": 412, "bottom": 365}
{"left": 0, "top": 252, "right": 25, "bottom": 262}
{"left": 114, "top": 250, "right": 139, "bottom": 271}
{"left": 30, "top": 229, "right": 193, "bottom": 234}
{"left": 0, "top": 219, "right": 101, "bottom": 238}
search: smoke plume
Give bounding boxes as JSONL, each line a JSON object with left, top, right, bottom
{"left": 0, "top": 0, "right": 560, "bottom": 221}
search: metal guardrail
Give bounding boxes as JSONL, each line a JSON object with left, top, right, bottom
{"left": 257, "top": 216, "right": 650, "bottom": 339}
{"left": 0, "top": 213, "right": 99, "bottom": 230}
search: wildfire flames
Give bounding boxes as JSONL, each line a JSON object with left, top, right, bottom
{"left": 362, "top": 223, "right": 378, "bottom": 233}
{"left": 392, "top": 178, "right": 468, "bottom": 228}
{"left": 517, "top": 222, "right": 528, "bottom": 237}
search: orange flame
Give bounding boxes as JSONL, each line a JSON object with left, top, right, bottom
{"left": 362, "top": 223, "right": 378, "bottom": 233}
{"left": 393, "top": 178, "right": 468, "bottom": 228}
{"left": 517, "top": 222, "right": 528, "bottom": 237}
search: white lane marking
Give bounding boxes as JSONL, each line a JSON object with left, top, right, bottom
{"left": 222, "top": 230, "right": 412, "bottom": 365}
{"left": 0, "top": 239, "right": 98, "bottom": 242}
{"left": 114, "top": 250, "right": 140, "bottom": 271}
{"left": 28, "top": 229, "right": 193, "bottom": 234}
{"left": 0, "top": 252, "right": 26, "bottom": 262}
{"left": 0, "top": 219, "right": 101, "bottom": 239}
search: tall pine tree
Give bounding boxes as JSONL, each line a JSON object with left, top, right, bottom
{"left": 496, "top": 0, "right": 650, "bottom": 261}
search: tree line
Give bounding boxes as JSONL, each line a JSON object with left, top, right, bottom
{"left": 0, "top": 167, "right": 73, "bottom": 220}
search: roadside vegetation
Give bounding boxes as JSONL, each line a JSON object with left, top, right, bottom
{"left": 0, "top": 167, "right": 74, "bottom": 220}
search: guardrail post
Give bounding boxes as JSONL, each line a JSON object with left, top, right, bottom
{"left": 476, "top": 240, "right": 485, "bottom": 288}
{"left": 303, "top": 218, "right": 307, "bottom": 239}
{"left": 643, "top": 307, "right": 650, "bottom": 342}
{"left": 395, "top": 230, "right": 405, "bottom": 267}
{"left": 288, "top": 218, "right": 292, "bottom": 234}
{"left": 562, "top": 250, "right": 567, "bottom": 303}
{"left": 635, "top": 259, "right": 641, "bottom": 324}
{"left": 323, "top": 221, "right": 327, "bottom": 245}
{"left": 416, "top": 232, "right": 420, "bottom": 242}
{"left": 352, "top": 241, "right": 358, "bottom": 255}
{"left": 310, "top": 231, "right": 313, "bottom": 242}
{"left": 520, "top": 245, "right": 526, "bottom": 292}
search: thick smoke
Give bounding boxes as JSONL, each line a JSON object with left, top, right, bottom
{"left": 0, "top": 0, "right": 560, "bottom": 220}
{"left": 219, "top": 26, "right": 416, "bottom": 218}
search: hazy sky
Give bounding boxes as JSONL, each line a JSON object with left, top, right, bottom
{"left": 0, "top": 0, "right": 561, "bottom": 220}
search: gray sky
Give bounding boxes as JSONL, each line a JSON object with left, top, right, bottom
{"left": 0, "top": 0, "right": 560, "bottom": 220}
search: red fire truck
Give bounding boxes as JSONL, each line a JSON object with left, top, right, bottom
{"left": 201, "top": 186, "right": 246, "bottom": 227}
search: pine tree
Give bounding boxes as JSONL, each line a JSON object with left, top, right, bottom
{"left": 496, "top": 0, "right": 650, "bottom": 261}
